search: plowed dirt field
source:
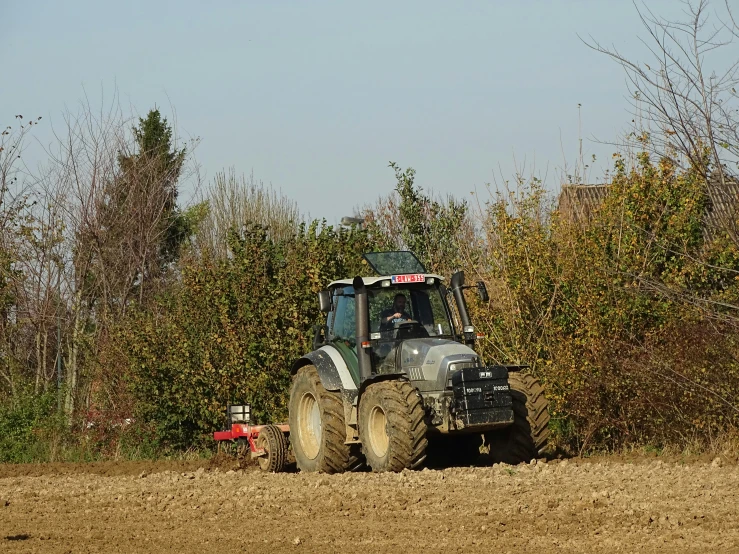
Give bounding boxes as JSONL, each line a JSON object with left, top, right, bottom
{"left": 1, "top": 456, "right": 737, "bottom": 553}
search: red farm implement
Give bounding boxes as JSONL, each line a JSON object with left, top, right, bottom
{"left": 213, "top": 404, "right": 292, "bottom": 472}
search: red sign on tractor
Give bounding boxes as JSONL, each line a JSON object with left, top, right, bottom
{"left": 391, "top": 274, "right": 425, "bottom": 284}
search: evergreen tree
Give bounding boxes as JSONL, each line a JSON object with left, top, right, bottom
{"left": 82, "top": 108, "right": 190, "bottom": 313}
{"left": 118, "top": 109, "right": 188, "bottom": 268}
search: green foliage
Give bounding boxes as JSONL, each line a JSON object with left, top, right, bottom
{"left": 364, "top": 163, "right": 469, "bottom": 275}
{"left": 132, "top": 109, "right": 186, "bottom": 170}
{"left": 170, "top": 201, "right": 209, "bottom": 254}
{"left": 0, "top": 388, "right": 68, "bottom": 463}
{"left": 121, "top": 222, "right": 373, "bottom": 450}
{"left": 121, "top": 108, "right": 188, "bottom": 266}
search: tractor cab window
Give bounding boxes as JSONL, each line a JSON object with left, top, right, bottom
{"left": 369, "top": 286, "right": 453, "bottom": 337}
{"left": 368, "top": 285, "right": 454, "bottom": 371}
{"left": 330, "top": 287, "right": 356, "bottom": 347}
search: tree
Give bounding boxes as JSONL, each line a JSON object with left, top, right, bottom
{"left": 125, "top": 108, "right": 188, "bottom": 266}
{"left": 0, "top": 115, "right": 59, "bottom": 404}
{"left": 33, "top": 100, "right": 194, "bottom": 418}
{"left": 195, "top": 169, "right": 301, "bottom": 258}
{"left": 87, "top": 108, "right": 189, "bottom": 312}
{"left": 362, "top": 163, "right": 470, "bottom": 276}
{"left": 585, "top": 0, "right": 739, "bottom": 240}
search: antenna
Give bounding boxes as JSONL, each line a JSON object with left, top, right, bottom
{"left": 578, "top": 103, "right": 583, "bottom": 184}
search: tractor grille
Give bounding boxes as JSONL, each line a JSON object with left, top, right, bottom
{"left": 448, "top": 361, "right": 478, "bottom": 372}
{"left": 406, "top": 366, "right": 424, "bottom": 381}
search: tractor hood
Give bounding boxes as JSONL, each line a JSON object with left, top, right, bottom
{"left": 399, "top": 338, "right": 480, "bottom": 391}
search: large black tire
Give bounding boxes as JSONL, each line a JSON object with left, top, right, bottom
{"left": 359, "top": 380, "right": 428, "bottom": 472}
{"left": 485, "top": 372, "right": 550, "bottom": 464}
{"left": 288, "top": 365, "right": 357, "bottom": 473}
{"left": 255, "top": 424, "right": 289, "bottom": 473}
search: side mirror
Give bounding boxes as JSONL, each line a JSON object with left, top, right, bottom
{"left": 312, "top": 324, "right": 328, "bottom": 349}
{"left": 318, "top": 290, "right": 332, "bottom": 313}
{"left": 476, "top": 281, "right": 489, "bottom": 303}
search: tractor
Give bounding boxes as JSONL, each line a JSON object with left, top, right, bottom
{"left": 288, "top": 251, "right": 550, "bottom": 473}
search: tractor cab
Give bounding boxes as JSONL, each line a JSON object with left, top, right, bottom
{"left": 316, "top": 251, "right": 486, "bottom": 385}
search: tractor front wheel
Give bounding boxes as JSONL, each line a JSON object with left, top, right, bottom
{"left": 486, "top": 372, "right": 550, "bottom": 464}
{"left": 359, "top": 380, "right": 428, "bottom": 472}
{"left": 288, "top": 365, "right": 357, "bottom": 473}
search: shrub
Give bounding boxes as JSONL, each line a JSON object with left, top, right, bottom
{"left": 0, "top": 388, "right": 69, "bottom": 463}
{"left": 121, "top": 222, "right": 372, "bottom": 450}
{"left": 464, "top": 155, "right": 739, "bottom": 452}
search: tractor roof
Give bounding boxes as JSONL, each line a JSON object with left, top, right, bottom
{"left": 328, "top": 274, "right": 445, "bottom": 288}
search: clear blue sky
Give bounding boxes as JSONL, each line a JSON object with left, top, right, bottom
{"left": 1, "top": 1, "right": 727, "bottom": 222}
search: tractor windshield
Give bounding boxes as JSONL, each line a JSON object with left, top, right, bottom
{"left": 368, "top": 284, "right": 455, "bottom": 371}
{"left": 362, "top": 251, "right": 427, "bottom": 276}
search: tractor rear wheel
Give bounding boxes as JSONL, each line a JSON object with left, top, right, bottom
{"left": 359, "top": 380, "right": 428, "bottom": 472}
{"left": 486, "top": 372, "right": 550, "bottom": 464}
{"left": 288, "top": 365, "right": 357, "bottom": 473}
{"left": 255, "top": 424, "right": 289, "bottom": 473}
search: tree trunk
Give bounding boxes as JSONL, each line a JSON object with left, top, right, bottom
{"left": 35, "top": 329, "right": 41, "bottom": 394}
{"left": 64, "top": 289, "right": 85, "bottom": 418}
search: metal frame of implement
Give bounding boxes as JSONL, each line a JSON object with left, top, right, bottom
{"left": 213, "top": 422, "right": 290, "bottom": 457}
{"left": 213, "top": 403, "right": 291, "bottom": 471}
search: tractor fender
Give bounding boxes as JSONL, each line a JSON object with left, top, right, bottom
{"left": 291, "top": 346, "right": 358, "bottom": 395}
{"left": 291, "top": 346, "right": 360, "bottom": 436}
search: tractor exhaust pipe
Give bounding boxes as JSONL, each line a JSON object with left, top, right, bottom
{"left": 450, "top": 271, "right": 474, "bottom": 343}
{"left": 353, "top": 276, "right": 372, "bottom": 382}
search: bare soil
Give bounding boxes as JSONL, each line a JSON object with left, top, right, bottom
{"left": 1, "top": 455, "right": 737, "bottom": 553}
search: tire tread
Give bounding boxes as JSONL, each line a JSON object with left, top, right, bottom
{"left": 258, "top": 424, "right": 289, "bottom": 473}
{"left": 289, "top": 365, "right": 359, "bottom": 474}
{"left": 505, "top": 372, "right": 551, "bottom": 462}
{"left": 360, "top": 380, "right": 428, "bottom": 472}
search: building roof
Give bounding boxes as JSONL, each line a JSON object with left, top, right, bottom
{"left": 556, "top": 184, "right": 611, "bottom": 224}
{"left": 557, "top": 175, "right": 739, "bottom": 240}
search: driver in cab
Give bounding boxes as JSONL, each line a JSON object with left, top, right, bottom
{"left": 380, "top": 293, "right": 412, "bottom": 331}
